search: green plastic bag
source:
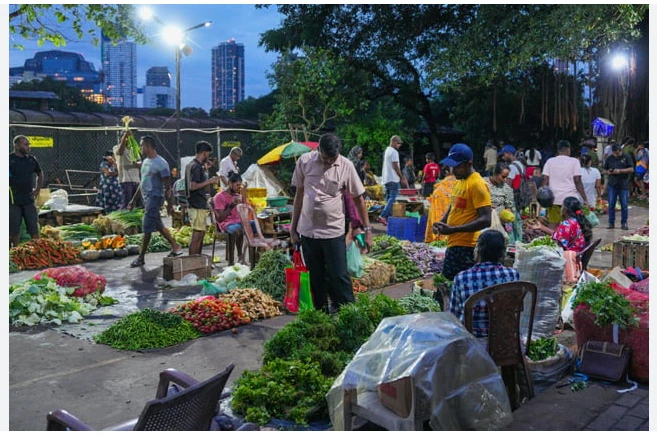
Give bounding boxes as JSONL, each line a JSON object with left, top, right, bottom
{"left": 347, "top": 241, "right": 364, "bottom": 278}
{"left": 585, "top": 211, "right": 599, "bottom": 228}
{"left": 299, "top": 270, "right": 314, "bottom": 312}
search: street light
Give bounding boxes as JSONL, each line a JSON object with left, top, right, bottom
{"left": 173, "top": 21, "right": 212, "bottom": 168}
{"left": 139, "top": 8, "right": 211, "bottom": 167}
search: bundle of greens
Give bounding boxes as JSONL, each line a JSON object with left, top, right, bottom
{"left": 237, "top": 250, "right": 290, "bottom": 301}
{"left": 572, "top": 281, "right": 639, "bottom": 329}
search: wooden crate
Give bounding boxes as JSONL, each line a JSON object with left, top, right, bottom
{"left": 612, "top": 240, "right": 649, "bottom": 270}
{"left": 163, "top": 254, "right": 212, "bottom": 281}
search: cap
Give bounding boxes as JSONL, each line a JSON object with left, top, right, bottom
{"left": 501, "top": 145, "right": 516, "bottom": 155}
{"left": 104, "top": 150, "right": 114, "bottom": 157}
{"left": 581, "top": 147, "right": 588, "bottom": 154}
{"left": 440, "top": 143, "right": 473, "bottom": 167}
{"left": 230, "top": 147, "right": 243, "bottom": 156}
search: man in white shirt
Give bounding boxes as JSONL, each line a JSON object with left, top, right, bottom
{"left": 218, "top": 147, "right": 243, "bottom": 190}
{"left": 542, "top": 140, "right": 589, "bottom": 228}
{"left": 378, "top": 135, "right": 408, "bottom": 225}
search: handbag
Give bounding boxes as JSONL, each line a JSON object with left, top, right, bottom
{"left": 284, "top": 250, "right": 314, "bottom": 314}
{"left": 578, "top": 340, "right": 631, "bottom": 382}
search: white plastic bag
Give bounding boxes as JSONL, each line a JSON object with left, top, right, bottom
{"left": 346, "top": 241, "right": 364, "bottom": 278}
{"left": 561, "top": 270, "right": 599, "bottom": 326}
{"left": 43, "top": 189, "right": 69, "bottom": 211}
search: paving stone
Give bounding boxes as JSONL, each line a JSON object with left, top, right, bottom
{"left": 610, "top": 414, "right": 646, "bottom": 431}
{"left": 614, "top": 393, "right": 643, "bottom": 408}
{"left": 585, "top": 406, "right": 628, "bottom": 431}
{"left": 626, "top": 403, "right": 650, "bottom": 419}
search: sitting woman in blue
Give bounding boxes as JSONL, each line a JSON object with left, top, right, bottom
{"left": 449, "top": 230, "right": 519, "bottom": 337}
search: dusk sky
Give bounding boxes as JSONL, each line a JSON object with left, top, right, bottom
{"left": 8, "top": 4, "right": 285, "bottom": 110}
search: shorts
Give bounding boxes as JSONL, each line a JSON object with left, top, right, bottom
{"left": 10, "top": 203, "right": 39, "bottom": 236}
{"left": 422, "top": 182, "right": 435, "bottom": 197}
{"left": 188, "top": 208, "right": 209, "bottom": 232}
{"left": 142, "top": 195, "right": 165, "bottom": 234}
{"left": 441, "top": 246, "right": 475, "bottom": 281}
{"left": 546, "top": 205, "right": 562, "bottom": 224}
{"left": 225, "top": 221, "right": 257, "bottom": 235}
{"left": 635, "top": 165, "right": 647, "bottom": 178}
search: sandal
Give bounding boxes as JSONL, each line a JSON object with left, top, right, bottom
{"left": 130, "top": 258, "right": 145, "bottom": 268}
{"left": 167, "top": 250, "right": 184, "bottom": 258}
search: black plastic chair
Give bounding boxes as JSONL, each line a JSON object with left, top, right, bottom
{"left": 46, "top": 363, "right": 234, "bottom": 431}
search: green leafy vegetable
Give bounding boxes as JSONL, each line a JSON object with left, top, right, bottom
{"left": 527, "top": 337, "right": 559, "bottom": 361}
{"left": 399, "top": 289, "right": 442, "bottom": 313}
{"left": 572, "top": 281, "right": 639, "bottom": 329}
{"left": 526, "top": 235, "right": 557, "bottom": 248}
{"left": 9, "top": 277, "right": 95, "bottom": 326}
{"left": 238, "top": 251, "right": 290, "bottom": 301}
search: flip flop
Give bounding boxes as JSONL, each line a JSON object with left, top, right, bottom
{"left": 167, "top": 250, "right": 184, "bottom": 258}
{"left": 130, "top": 258, "right": 145, "bottom": 267}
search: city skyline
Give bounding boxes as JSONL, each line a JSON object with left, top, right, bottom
{"left": 8, "top": 4, "right": 284, "bottom": 111}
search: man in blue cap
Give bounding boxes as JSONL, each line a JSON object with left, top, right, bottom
{"left": 432, "top": 143, "right": 492, "bottom": 281}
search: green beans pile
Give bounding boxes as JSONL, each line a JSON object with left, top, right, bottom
{"left": 94, "top": 308, "right": 200, "bottom": 350}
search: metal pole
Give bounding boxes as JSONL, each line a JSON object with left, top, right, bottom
{"left": 175, "top": 45, "right": 181, "bottom": 169}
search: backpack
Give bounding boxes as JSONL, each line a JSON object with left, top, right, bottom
{"left": 511, "top": 162, "right": 532, "bottom": 211}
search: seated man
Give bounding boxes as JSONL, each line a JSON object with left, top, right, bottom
{"left": 449, "top": 230, "right": 519, "bottom": 337}
{"left": 212, "top": 172, "right": 254, "bottom": 264}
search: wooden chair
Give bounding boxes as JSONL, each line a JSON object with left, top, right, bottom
{"left": 577, "top": 238, "right": 602, "bottom": 272}
{"left": 46, "top": 363, "right": 234, "bottom": 431}
{"left": 463, "top": 281, "right": 537, "bottom": 411}
{"left": 236, "top": 203, "right": 283, "bottom": 269}
{"left": 207, "top": 197, "right": 237, "bottom": 266}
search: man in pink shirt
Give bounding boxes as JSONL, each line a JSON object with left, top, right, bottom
{"left": 541, "top": 140, "right": 589, "bottom": 228}
{"left": 290, "top": 133, "right": 373, "bottom": 313}
{"left": 213, "top": 172, "right": 250, "bottom": 264}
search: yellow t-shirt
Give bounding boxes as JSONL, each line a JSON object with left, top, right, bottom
{"left": 446, "top": 172, "right": 491, "bottom": 248}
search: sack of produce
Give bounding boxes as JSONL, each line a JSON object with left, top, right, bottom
{"left": 514, "top": 238, "right": 565, "bottom": 338}
{"left": 359, "top": 256, "right": 396, "bottom": 290}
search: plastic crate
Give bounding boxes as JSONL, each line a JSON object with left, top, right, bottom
{"left": 247, "top": 187, "right": 267, "bottom": 199}
{"left": 387, "top": 216, "right": 427, "bottom": 242}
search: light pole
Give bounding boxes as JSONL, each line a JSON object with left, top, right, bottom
{"left": 173, "top": 21, "right": 212, "bottom": 168}
{"left": 140, "top": 9, "right": 211, "bottom": 168}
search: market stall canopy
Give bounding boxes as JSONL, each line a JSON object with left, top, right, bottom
{"left": 257, "top": 141, "right": 316, "bottom": 165}
{"left": 241, "top": 163, "right": 286, "bottom": 197}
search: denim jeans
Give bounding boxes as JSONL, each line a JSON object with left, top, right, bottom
{"left": 380, "top": 181, "right": 400, "bottom": 219}
{"left": 607, "top": 186, "right": 629, "bottom": 226}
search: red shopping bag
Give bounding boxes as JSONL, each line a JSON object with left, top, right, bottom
{"left": 284, "top": 250, "right": 312, "bottom": 313}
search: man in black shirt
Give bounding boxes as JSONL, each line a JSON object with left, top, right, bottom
{"left": 603, "top": 144, "right": 634, "bottom": 230}
{"left": 186, "top": 141, "right": 219, "bottom": 255}
{"left": 9, "top": 135, "right": 44, "bottom": 248}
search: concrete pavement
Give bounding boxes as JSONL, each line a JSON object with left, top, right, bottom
{"left": 7, "top": 203, "right": 650, "bottom": 431}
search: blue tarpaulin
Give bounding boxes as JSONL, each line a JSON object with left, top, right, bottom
{"left": 592, "top": 117, "right": 615, "bottom": 137}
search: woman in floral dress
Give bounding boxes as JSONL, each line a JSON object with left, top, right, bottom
{"left": 96, "top": 150, "right": 123, "bottom": 213}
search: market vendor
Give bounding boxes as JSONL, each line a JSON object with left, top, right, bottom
{"left": 212, "top": 172, "right": 252, "bottom": 265}
{"left": 432, "top": 143, "right": 492, "bottom": 281}
{"left": 528, "top": 196, "right": 592, "bottom": 253}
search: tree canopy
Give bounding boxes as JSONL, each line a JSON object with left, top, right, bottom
{"left": 9, "top": 4, "right": 148, "bottom": 49}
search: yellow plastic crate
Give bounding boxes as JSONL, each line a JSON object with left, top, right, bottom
{"left": 247, "top": 187, "right": 267, "bottom": 199}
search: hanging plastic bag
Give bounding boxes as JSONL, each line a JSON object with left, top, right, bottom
{"left": 346, "top": 241, "right": 364, "bottom": 278}
{"left": 585, "top": 210, "right": 600, "bottom": 228}
{"left": 284, "top": 250, "right": 311, "bottom": 313}
{"left": 299, "top": 268, "right": 314, "bottom": 312}
{"left": 487, "top": 210, "right": 509, "bottom": 243}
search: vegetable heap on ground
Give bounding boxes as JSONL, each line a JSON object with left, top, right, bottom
{"left": 10, "top": 238, "right": 81, "bottom": 271}
{"left": 170, "top": 225, "right": 214, "bottom": 247}
{"left": 92, "top": 209, "right": 144, "bottom": 235}
{"left": 168, "top": 296, "right": 251, "bottom": 335}
{"left": 9, "top": 273, "right": 115, "bottom": 326}
{"left": 216, "top": 288, "right": 282, "bottom": 320}
{"left": 125, "top": 233, "right": 172, "bottom": 253}
{"left": 368, "top": 236, "right": 422, "bottom": 282}
{"left": 95, "top": 308, "right": 200, "bottom": 350}
{"left": 237, "top": 250, "right": 290, "bottom": 301}
{"left": 230, "top": 293, "right": 407, "bottom": 426}
{"left": 399, "top": 241, "right": 443, "bottom": 276}
{"left": 34, "top": 265, "right": 106, "bottom": 298}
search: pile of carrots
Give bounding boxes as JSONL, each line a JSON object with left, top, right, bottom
{"left": 10, "top": 238, "right": 81, "bottom": 271}
{"left": 352, "top": 278, "right": 368, "bottom": 294}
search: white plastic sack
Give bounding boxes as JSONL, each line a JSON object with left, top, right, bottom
{"left": 327, "top": 312, "right": 512, "bottom": 431}
{"left": 513, "top": 242, "right": 565, "bottom": 338}
{"left": 561, "top": 270, "right": 599, "bottom": 326}
{"left": 43, "top": 189, "right": 69, "bottom": 211}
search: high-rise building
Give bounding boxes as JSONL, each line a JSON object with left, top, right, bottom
{"left": 211, "top": 39, "right": 245, "bottom": 111}
{"left": 101, "top": 33, "right": 137, "bottom": 108}
{"left": 12, "top": 50, "right": 103, "bottom": 102}
{"left": 143, "top": 66, "right": 175, "bottom": 109}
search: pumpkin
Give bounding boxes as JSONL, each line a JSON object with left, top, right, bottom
{"left": 126, "top": 244, "right": 140, "bottom": 255}
{"left": 113, "top": 248, "right": 129, "bottom": 258}
{"left": 99, "top": 249, "right": 115, "bottom": 259}
{"left": 80, "top": 250, "right": 101, "bottom": 261}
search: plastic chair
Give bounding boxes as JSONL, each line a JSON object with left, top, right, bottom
{"left": 577, "top": 238, "right": 601, "bottom": 272}
{"left": 463, "top": 281, "right": 537, "bottom": 411}
{"left": 236, "top": 203, "right": 283, "bottom": 269}
{"left": 46, "top": 363, "right": 235, "bottom": 431}
{"left": 208, "top": 197, "right": 237, "bottom": 266}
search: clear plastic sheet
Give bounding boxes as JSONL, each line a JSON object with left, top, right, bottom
{"left": 327, "top": 312, "right": 512, "bottom": 431}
